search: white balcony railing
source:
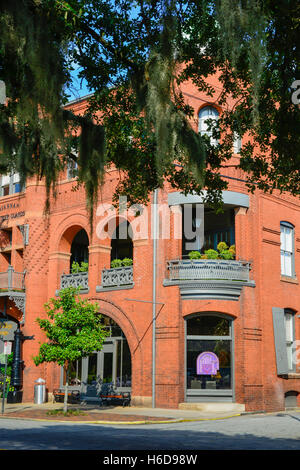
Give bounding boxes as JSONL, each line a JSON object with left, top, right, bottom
{"left": 166, "top": 259, "right": 251, "bottom": 282}
{"left": 60, "top": 271, "right": 89, "bottom": 291}
{"left": 101, "top": 266, "right": 134, "bottom": 289}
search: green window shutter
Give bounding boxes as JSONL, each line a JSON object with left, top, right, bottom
{"left": 272, "top": 307, "right": 288, "bottom": 375}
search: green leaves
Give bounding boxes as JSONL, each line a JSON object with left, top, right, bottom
{"left": 33, "top": 287, "right": 108, "bottom": 367}
{"left": 1, "top": 0, "right": 300, "bottom": 216}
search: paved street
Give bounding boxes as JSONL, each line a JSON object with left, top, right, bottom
{"left": 0, "top": 411, "right": 299, "bottom": 450}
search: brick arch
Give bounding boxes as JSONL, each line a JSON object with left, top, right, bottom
{"left": 96, "top": 214, "right": 134, "bottom": 242}
{"left": 87, "top": 297, "right": 143, "bottom": 392}
{"left": 52, "top": 213, "right": 90, "bottom": 253}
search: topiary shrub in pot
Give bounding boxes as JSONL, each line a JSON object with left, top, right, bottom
{"left": 71, "top": 261, "right": 89, "bottom": 273}
{"left": 204, "top": 249, "right": 219, "bottom": 259}
{"left": 121, "top": 258, "right": 133, "bottom": 266}
{"left": 188, "top": 251, "right": 201, "bottom": 260}
{"left": 111, "top": 259, "right": 123, "bottom": 268}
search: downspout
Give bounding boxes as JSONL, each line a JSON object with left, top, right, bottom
{"left": 152, "top": 188, "right": 158, "bottom": 408}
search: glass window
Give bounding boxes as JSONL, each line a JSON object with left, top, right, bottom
{"left": 0, "top": 173, "right": 23, "bottom": 196}
{"left": 187, "top": 315, "right": 230, "bottom": 336}
{"left": 280, "top": 222, "right": 294, "bottom": 277}
{"left": 198, "top": 106, "right": 219, "bottom": 146}
{"left": 67, "top": 159, "right": 78, "bottom": 179}
{"left": 187, "top": 339, "right": 231, "bottom": 390}
{"left": 285, "top": 310, "right": 295, "bottom": 372}
{"left": 233, "top": 133, "right": 242, "bottom": 154}
{"left": 186, "top": 314, "right": 232, "bottom": 394}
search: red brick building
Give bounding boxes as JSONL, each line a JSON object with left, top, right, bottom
{"left": 0, "top": 77, "right": 300, "bottom": 412}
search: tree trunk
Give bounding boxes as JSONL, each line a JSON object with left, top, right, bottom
{"left": 64, "top": 365, "right": 69, "bottom": 413}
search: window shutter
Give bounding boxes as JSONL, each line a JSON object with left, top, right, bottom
{"left": 272, "top": 307, "right": 288, "bottom": 375}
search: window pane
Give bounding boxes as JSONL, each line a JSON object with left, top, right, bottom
{"left": 285, "top": 314, "right": 293, "bottom": 342}
{"left": 87, "top": 354, "right": 97, "bottom": 384}
{"left": 284, "top": 252, "right": 292, "bottom": 276}
{"left": 187, "top": 339, "right": 231, "bottom": 390}
{"left": 66, "top": 360, "right": 82, "bottom": 386}
{"left": 287, "top": 344, "right": 293, "bottom": 371}
{"left": 116, "top": 339, "right": 131, "bottom": 387}
{"left": 285, "top": 228, "right": 293, "bottom": 253}
{"left": 187, "top": 316, "right": 230, "bottom": 336}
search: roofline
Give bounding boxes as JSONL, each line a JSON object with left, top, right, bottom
{"left": 64, "top": 92, "right": 94, "bottom": 107}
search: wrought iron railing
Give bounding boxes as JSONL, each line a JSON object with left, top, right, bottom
{"left": 101, "top": 266, "right": 134, "bottom": 288}
{"left": 60, "top": 271, "right": 89, "bottom": 290}
{"left": 0, "top": 266, "right": 26, "bottom": 291}
{"left": 166, "top": 259, "right": 251, "bottom": 282}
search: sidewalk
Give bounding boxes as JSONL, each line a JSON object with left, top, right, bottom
{"left": 0, "top": 401, "right": 245, "bottom": 424}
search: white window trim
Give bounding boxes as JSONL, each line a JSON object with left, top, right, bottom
{"left": 198, "top": 106, "right": 219, "bottom": 147}
{"left": 280, "top": 222, "right": 295, "bottom": 278}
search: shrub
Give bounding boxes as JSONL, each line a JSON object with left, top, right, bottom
{"left": 204, "top": 249, "right": 219, "bottom": 259}
{"left": 111, "top": 259, "right": 123, "bottom": 268}
{"left": 229, "top": 245, "right": 236, "bottom": 256}
{"left": 111, "top": 258, "right": 133, "bottom": 268}
{"left": 188, "top": 251, "right": 201, "bottom": 260}
{"left": 219, "top": 249, "right": 234, "bottom": 260}
{"left": 217, "top": 241, "right": 228, "bottom": 252}
{"left": 71, "top": 261, "right": 88, "bottom": 273}
{"left": 122, "top": 258, "right": 133, "bottom": 266}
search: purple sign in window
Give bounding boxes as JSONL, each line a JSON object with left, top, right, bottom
{"left": 196, "top": 352, "right": 219, "bottom": 375}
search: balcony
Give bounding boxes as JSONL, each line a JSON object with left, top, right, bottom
{"left": 163, "top": 259, "right": 255, "bottom": 301}
{"left": 60, "top": 271, "right": 89, "bottom": 293}
{"left": 97, "top": 266, "right": 134, "bottom": 292}
{"left": 0, "top": 266, "right": 26, "bottom": 323}
{"left": 0, "top": 266, "right": 26, "bottom": 291}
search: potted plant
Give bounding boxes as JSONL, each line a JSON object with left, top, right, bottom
{"left": 71, "top": 261, "right": 89, "bottom": 273}
{"left": 110, "top": 258, "right": 133, "bottom": 268}
{"left": 187, "top": 243, "right": 236, "bottom": 261}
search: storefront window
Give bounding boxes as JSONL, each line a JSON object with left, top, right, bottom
{"left": 186, "top": 314, "right": 232, "bottom": 396}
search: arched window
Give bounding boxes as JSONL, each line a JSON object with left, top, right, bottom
{"left": 70, "top": 229, "right": 89, "bottom": 270}
{"left": 280, "top": 221, "right": 295, "bottom": 277}
{"left": 198, "top": 106, "right": 219, "bottom": 146}
{"left": 111, "top": 220, "right": 133, "bottom": 263}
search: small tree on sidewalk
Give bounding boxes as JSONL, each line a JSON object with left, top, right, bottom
{"left": 33, "top": 287, "right": 108, "bottom": 413}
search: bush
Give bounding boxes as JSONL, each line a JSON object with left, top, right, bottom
{"left": 188, "top": 251, "right": 201, "bottom": 260}
{"left": 111, "top": 258, "right": 133, "bottom": 268}
{"left": 71, "top": 261, "right": 88, "bottom": 273}
{"left": 47, "top": 408, "right": 86, "bottom": 417}
{"left": 229, "top": 244, "right": 236, "bottom": 256}
{"left": 111, "top": 259, "right": 123, "bottom": 268}
{"left": 219, "top": 249, "right": 234, "bottom": 260}
{"left": 122, "top": 258, "right": 133, "bottom": 266}
{"left": 217, "top": 241, "right": 228, "bottom": 252}
{"left": 204, "top": 249, "right": 219, "bottom": 259}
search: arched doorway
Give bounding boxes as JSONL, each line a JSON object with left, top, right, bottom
{"left": 61, "top": 315, "right": 131, "bottom": 401}
{"left": 185, "top": 313, "right": 233, "bottom": 402}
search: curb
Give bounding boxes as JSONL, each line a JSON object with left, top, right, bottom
{"left": 0, "top": 413, "right": 242, "bottom": 425}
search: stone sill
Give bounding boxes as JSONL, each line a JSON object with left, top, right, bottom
{"left": 96, "top": 284, "right": 134, "bottom": 293}
{"left": 280, "top": 373, "right": 300, "bottom": 379}
{"left": 280, "top": 276, "right": 298, "bottom": 284}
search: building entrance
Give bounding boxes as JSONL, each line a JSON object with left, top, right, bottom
{"left": 61, "top": 316, "right": 131, "bottom": 399}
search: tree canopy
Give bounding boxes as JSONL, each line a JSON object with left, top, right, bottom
{"left": 0, "top": 0, "right": 299, "bottom": 219}
{"left": 33, "top": 287, "right": 108, "bottom": 411}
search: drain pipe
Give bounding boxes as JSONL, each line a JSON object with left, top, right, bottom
{"left": 152, "top": 188, "right": 158, "bottom": 408}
